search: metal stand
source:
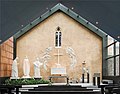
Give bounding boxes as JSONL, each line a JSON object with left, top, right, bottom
{"left": 87, "top": 73, "right": 89, "bottom": 83}
{"left": 82, "top": 74, "right": 84, "bottom": 83}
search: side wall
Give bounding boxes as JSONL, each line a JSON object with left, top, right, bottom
{"left": 0, "top": 37, "right": 13, "bottom": 77}
{"left": 16, "top": 12, "right": 102, "bottom": 82}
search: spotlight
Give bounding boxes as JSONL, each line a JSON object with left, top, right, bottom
{"left": 30, "top": 22, "right": 32, "bottom": 25}
{"left": 71, "top": 7, "right": 74, "bottom": 10}
{"left": 20, "top": 29, "right": 23, "bottom": 32}
{"left": 0, "top": 40, "right": 2, "bottom": 42}
{"left": 67, "top": 9, "right": 69, "bottom": 11}
{"left": 96, "top": 22, "right": 99, "bottom": 24}
{"left": 96, "top": 28, "right": 99, "bottom": 31}
{"left": 118, "top": 36, "right": 120, "bottom": 39}
{"left": 86, "top": 22, "right": 89, "bottom": 24}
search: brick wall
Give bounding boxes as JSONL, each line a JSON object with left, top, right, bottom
{"left": 0, "top": 37, "right": 13, "bottom": 77}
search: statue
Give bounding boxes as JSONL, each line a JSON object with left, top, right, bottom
{"left": 22, "top": 56, "right": 31, "bottom": 78}
{"left": 33, "top": 58, "right": 43, "bottom": 78}
{"left": 41, "top": 54, "right": 51, "bottom": 71}
{"left": 66, "top": 47, "right": 77, "bottom": 68}
{"left": 43, "top": 47, "right": 52, "bottom": 55}
{"left": 81, "top": 61, "right": 89, "bottom": 83}
{"left": 11, "top": 57, "right": 19, "bottom": 79}
{"left": 40, "top": 47, "right": 52, "bottom": 71}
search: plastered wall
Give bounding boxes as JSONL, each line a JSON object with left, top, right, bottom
{"left": 16, "top": 12, "right": 102, "bottom": 82}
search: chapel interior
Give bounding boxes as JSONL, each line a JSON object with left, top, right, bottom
{"left": 0, "top": 1, "right": 120, "bottom": 94}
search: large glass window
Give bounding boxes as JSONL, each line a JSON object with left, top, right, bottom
{"left": 107, "top": 58, "right": 114, "bottom": 76}
{"left": 55, "top": 31, "right": 62, "bottom": 47}
{"left": 108, "top": 36, "right": 114, "bottom": 45}
{"left": 116, "top": 42, "right": 119, "bottom": 55}
{"left": 106, "top": 35, "right": 120, "bottom": 76}
{"left": 116, "top": 56, "right": 119, "bottom": 76}
{"left": 108, "top": 45, "right": 114, "bottom": 57}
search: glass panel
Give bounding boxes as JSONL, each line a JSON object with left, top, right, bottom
{"left": 108, "top": 45, "right": 114, "bottom": 57}
{"left": 55, "top": 32, "right": 58, "bottom": 47}
{"left": 59, "top": 32, "right": 62, "bottom": 46}
{"left": 116, "top": 56, "right": 119, "bottom": 76}
{"left": 116, "top": 42, "right": 119, "bottom": 55}
{"left": 108, "top": 35, "right": 114, "bottom": 45}
{"left": 55, "top": 32, "right": 62, "bottom": 47}
{"left": 107, "top": 58, "right": 114, "bottom": 76}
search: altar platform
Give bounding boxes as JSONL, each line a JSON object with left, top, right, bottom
{"left": 17, "top": 83, "right": 101, "bottom": 94}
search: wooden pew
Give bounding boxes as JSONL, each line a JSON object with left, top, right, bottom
{"left": 0, "top": 85, "right": 14, "bottom": 94}
{"left": 113, "top": 88, "right": 120, "bottom": 94}
{"left": 0, "top": 85, "right": 21, "bottom": 94}
{"left": 104, "top": 85, "right": 120, "bottom": 94}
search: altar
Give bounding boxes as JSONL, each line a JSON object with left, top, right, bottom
{"left": 51, "top": 68, "right": 66, "bottom": 75}
{"left": 49, "top": 68, "right": 69, "bottom": 84}
{"left": 49, "top": 76, "right": 69, "bottom": 85}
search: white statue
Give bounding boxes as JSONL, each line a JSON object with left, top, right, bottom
{"left": 23, "top": 56, "right": 31, "bottom": 78}
{"left": 41, "top": 54, "right": 51, "bottom": 71}
{"left": 40, "top": 47, "right": 52, "bottom": 71}
{"left": 66, "top": 47, "right": 77, "bottom": 68}
{"left": 43, "top": 47, "right": 52, "bottom": 55}
{"left": 33, "top": 58, "right": 43, "bottom": 78}
{"left": 82, "top": 61, "right": 89, "bottom": 74}
{"left": 11, "top": 57, "right": 19, "bottom": 79}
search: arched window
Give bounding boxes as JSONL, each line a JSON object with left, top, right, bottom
{"left": 55, "top": 27, "right": 62, "bottom": 47}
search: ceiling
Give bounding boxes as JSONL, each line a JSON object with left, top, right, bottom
{"left": 0, "top": 0, "right": 120, "bottom": 44}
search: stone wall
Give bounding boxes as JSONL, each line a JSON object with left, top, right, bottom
{"left": 16, "top": 12, "right": 102, "bottom": 82}
{"left": 0, "top": 37, "right": 13, "bottom": 77}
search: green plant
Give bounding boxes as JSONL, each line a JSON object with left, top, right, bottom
{"left": 5, "top": 78, "right": 50, "bottom": 85}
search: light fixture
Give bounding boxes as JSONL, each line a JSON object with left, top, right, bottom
{"left": 71, "top": 7, "right": 74, "bottom": 10}
{"left": 30, "top": 22, "right": 32, "bottom": 25}
{"left": 96, "top": 28, "right": 99, "bottom": 31}
{"left": 0, "top": 40, "right": 2, "bottom": 42}
{"left": 86, "top": 22, "right": 89, "bottom": 24}
{"left": 21, "top": 25, "right": 24, "bottom": 27}
{"left": 95, "top": 22, "right": 99, "bottom": 24}
{"left": 20, "top": 29, "right": 23, "bottom": 32}
{"left": 67, "top": 8, "right": 69, "bottom": 11}
{"left": 46, "top": 7, "right": 48, "bottom": 10}
{"left": 118, "top": 35, "right": 120, "bottom": 39}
